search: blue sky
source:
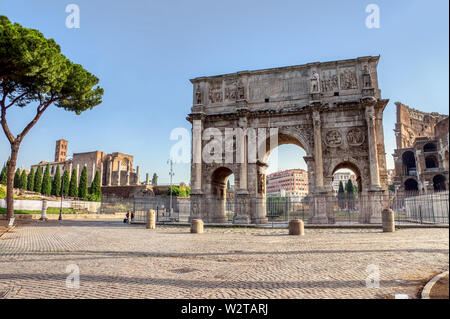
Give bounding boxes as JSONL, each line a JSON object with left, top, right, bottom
{"left": 0, "top": 0, "right": 448, "bottom": 184}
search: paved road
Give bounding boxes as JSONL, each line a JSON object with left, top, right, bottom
{"left": 0, "top": 220, "right": 448, "bottom": 299}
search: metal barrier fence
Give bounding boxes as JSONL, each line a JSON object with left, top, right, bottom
{"left": 266, "top": 192, "right": 449, "bottom": 225}
{"left": 392, "top": 191, "right": 449, "bottom": 224}
{"left": 101, "top": 191, "right": 449, "bottom": 225}
{"left": 100, "top": 195, "right": 190, "bottom": 223}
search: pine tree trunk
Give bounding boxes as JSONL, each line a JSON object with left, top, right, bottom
{"left": 6, "top": 142, "right": 20, "bottom": 221}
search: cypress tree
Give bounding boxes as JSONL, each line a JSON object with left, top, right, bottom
{"left": 0, "top": 164, "right": 6, "bottom": 185}
{"left": 34, "top": 166, "right": 43, "bottom": 193}
{"left": 69, "top": 169, "right": 78, "bottom": 198}
{"left": 52, "top": 166, "right": 61, "bottom": 196}
{"left": 19, "top": 170, "right": 28, "bottom": 190}
{"left": 62, "top": 169, "right": 70, "bottom": 196}
{"left": 27, "top": 167, "right": 35, "bottom": 191}
{"left": 14, "top": 168, "right": 21, "bottom": 188}
{"left": 78, "top": 166, "right": 88, "bottom": 199}
{"left": 346, "top": 179, "right": 355, "bottom": 210}
{"left": 41, "top": 164, "right": 52, "bottom": 195}
{"left": 90, "top": 170, "right": 101, "bottom": 201}
{"left": 337, "top": 181, "right": 346, "bottom": 209}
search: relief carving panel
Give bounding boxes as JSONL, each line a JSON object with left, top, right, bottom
{"left": 321, "top": 69, "right": 339, "bottom": 92}
{"left": 339, "top": 67, "right": 357, "bottom": 90}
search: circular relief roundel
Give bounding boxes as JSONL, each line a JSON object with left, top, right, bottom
{"left": 346, "top": 128, "right": 365, "bottom": 146}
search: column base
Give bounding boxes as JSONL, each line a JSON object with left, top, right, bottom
{"left": 233, "top": 215, "right": 250, "bottom": 224}
{"left": 310, "top": 216, "right": 328, "bottom": 224}
{"left": 251, "top": 217, "right": 268, "bottom": 225}
{"left": 369, "top": 185, "right": 383, "bottom": 192}
{"left": 209, "top": 216, "right": 228, "bottom": 223}
{"left": 370, "top": 215, "right": 382, "bottom": 224}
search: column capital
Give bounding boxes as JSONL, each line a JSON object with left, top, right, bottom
{"left": 303, "top": 155, "right": 314, "bottom": 164}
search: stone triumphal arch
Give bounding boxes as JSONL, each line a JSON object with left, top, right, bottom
{"left": 187, "top": 56, "right": 389, "bottom": 224}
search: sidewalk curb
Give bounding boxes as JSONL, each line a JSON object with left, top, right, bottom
{"left": 421, "top": 270, "right": 449, "bottom": 299}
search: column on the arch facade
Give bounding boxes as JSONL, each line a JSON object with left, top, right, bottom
{"left": 238, "top": 122, "right": 248, "bottom": 191}
{"left": 365, "top": 104, "right": 381, "bottom": 190}
{"left": 312, "top": 110, "right": 324, "bottom": 192}
{"left": 192, "top": 119, "right": 203, "bottom": 191}
{"left": 303, "top": 156, "right": 315, "bottom": 193}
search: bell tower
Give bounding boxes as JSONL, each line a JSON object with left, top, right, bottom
{"left": 55, "top": 139, "right": 68, "bottom": 162}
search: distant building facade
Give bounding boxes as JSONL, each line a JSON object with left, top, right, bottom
{"left": 31, "top": 140, "right": 143, "bottom": 187}
{"left": 331, "top": 171, "right": 357, "bottom": 195}
{"left": 392, "top": 103, "right": 449, "bottom": 193}
{"left": 266, "top": 169, "right": 308, "bottom": 198}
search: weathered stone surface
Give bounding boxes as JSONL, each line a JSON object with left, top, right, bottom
{"left": 382, "top": 208, "right": 395, "bottom": 232}
{"left": 288, "top": 219, "right": 304, "bottom": 236}
{"left": 146, "top": 210, "right": 156, "bottom": 229}
{"left": 393, "top": 103, "right": 449, "bottom": 194}
{"left": 39, "top": 200, "right": 48, "bottom": 221}
{"left": 191, "top": 219, "right": 204, "bottom": 233}
{"left": 188, "top": 56, "right": 388, "bottom": 224}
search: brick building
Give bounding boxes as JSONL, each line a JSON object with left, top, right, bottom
{"left": 266, "top": 169, "right": 308, "bottom": 198}
{"left": 392, "top": 103, "right": 449, "bottom": 193}
{"left": 32, "top": 140, "right": 143, "bottom": 188}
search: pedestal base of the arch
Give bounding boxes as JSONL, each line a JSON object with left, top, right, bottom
{"left": 309, "top": 192, "right": 333, "bottom": 224}
{"left": 252, "top": 194, "right": 269, "bottom": 224}
{"left": 232, "top": 191, "right": 251, "bottom": 224}
{"left": 359, "top": 190, "right": 386, "bottom": 224}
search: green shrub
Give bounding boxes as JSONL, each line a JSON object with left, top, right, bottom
{"left": 165, "top": 185, "right": 190, "bottom": 197}
{"left": 0, "top": 164, "right": 7, "bottom": 185}
{"left": 41, "top": 164, "right": 52, "bottom": 195}
{"left": 13, "top": 168, "right": 21, "bottom": 188}
{"left": 34, "top": 166, "right": 43, "bottom": 193}
{"left": 27, "top": 167, "right": 35, "bottom": 191}
{"left": 87, "top": 193, "right": 101, "bottom": 202}
{"left": 78, "top": 166, "right": 88, "bottom": 199}
{"left": 52, "top": 166, "right": 61, "bottom": 196}
{"left": 68, "top": 169, "right": 78, "bottom": 197}
{"left": 0, "top": 185, "right": 6, "bottom": 199}
{"left": 62, "top": 169, "right": 70, "bottom": 196}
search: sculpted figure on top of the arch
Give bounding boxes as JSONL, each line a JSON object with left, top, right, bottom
{"left": 187, "top": 56, "right": 389, "bottom": 225}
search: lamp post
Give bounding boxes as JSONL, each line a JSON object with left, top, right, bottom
{"left": 167, "top": 159, "right": 174, "bottom": 218}
{"left": 59, "top": 172, "right": 64, "bottom": 221}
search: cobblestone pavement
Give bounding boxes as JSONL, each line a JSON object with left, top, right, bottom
{"left": 0, "top": 220, "right": 448, "bottom": 299}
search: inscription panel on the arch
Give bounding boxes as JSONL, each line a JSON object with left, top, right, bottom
{"left": 248, "top": 70, "right": 308, "bottom": 101}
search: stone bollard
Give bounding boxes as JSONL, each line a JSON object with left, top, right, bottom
{"left": 382, "top": 208, "right": 395, "bottom": 233}
{"left": 289, "top": 219, "right": 304, "bottom": 236}
{"left": 146, "top": 210, "right": 156, "bottom": 229}
{"left": 190, "top": 219, "right": 204, "bottom": 234}
{"left": 40, "top": 200, "right": 48, "bottom": 221}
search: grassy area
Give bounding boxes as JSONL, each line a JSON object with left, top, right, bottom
{"left": 0, "top": 207, "right": 86, "bottom": 215}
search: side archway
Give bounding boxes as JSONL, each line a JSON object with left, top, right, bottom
{"left": 433, "top": 174, "right": 446, "bottom": 191}
{"left": 207, "top": 167, "right": 234, "bottom": 223}
{"left": 404, "top": 178, "right": 419, "bottom": 193}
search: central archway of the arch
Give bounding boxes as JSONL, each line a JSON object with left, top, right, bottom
{"left": 187, "top": 56, "right": 389, "bottom": 224}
